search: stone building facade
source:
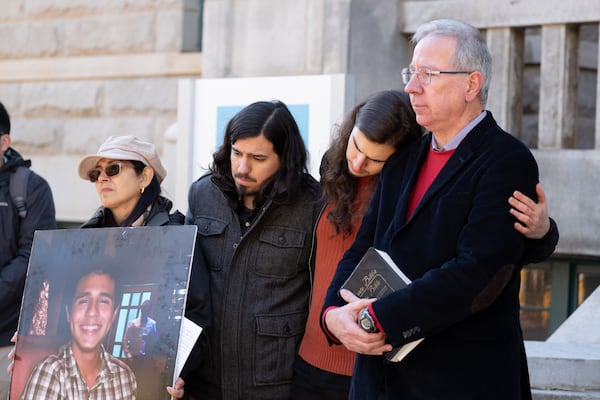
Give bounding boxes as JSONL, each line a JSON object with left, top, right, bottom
{"left": 2, "top": 0, "right": 599, "bottom": 329}
{"left": 0, "top": 0, "right": 202, "bottom": 221}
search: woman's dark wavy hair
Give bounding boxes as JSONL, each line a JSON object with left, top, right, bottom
{"left": 320, "top": 90, "right": 422, "bottom": 236}
{"left": 104, "top": 160, "right": 161, "bottom": 227}
{"left": 210, "top": 100, "right": 314, "bottom": 209}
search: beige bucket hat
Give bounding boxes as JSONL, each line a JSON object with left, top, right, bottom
{"left": 78, "top": 135, "right": 166, "bottom": 183}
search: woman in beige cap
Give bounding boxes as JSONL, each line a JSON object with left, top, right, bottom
{"left": 77, "top": 135, "right": 183, "bottom": 227}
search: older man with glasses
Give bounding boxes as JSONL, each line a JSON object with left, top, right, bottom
{"left": 321, "top": 19, "right": 558, "bottom": 400}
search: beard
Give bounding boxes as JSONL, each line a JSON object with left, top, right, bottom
{"left": 233, "top": 172, "right": 278, "bottom": 210}
{"left": 235, "top": 183, "right": 258, "bottom": 198}
{"left": 234, "top": 173, "right": 259, "bottom": 197}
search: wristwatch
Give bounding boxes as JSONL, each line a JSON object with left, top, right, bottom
{"left": 358, "top": 306, "right": 379, "bottom": 333}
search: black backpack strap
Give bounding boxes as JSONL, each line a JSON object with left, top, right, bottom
{"left": 10, "top": 166, "right": 32, "bottom": 219}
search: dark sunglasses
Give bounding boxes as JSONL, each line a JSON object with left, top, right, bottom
{"left": 88, "top": 162, "right": 126, "bottom": 182}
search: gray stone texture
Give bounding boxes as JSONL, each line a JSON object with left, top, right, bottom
{"left": 0, "top": 1, "right": 201, "bottom": 221}
{"left": 201, "top": 0, "right": 406, "bottom": 102}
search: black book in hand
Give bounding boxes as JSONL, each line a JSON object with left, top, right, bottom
{"left": 340, "top": 247, "right": 423, "bottom": 362}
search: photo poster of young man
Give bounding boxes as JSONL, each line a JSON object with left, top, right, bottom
{"left": 10, "top": 225, "right": 198, "bottom": 400}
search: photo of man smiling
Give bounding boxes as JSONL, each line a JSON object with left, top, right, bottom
{"left": 19, "top": 267, "right": 137, "bottom": 400}
{"left": 9, "top": 227, "right": 197, "bottom": 400}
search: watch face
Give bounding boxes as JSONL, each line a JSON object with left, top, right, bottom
{"left": 360, "top": 317, "right": 374, "bottom": 331}
{"left": 359, "top": 308, "right": 376, "bottom": 332}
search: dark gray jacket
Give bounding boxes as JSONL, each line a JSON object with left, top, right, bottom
{"left": 0, "top": 148, "right": 56, "bottom": 345}
{"left": 183, "top": 173, "right": 322, "bottom": 400}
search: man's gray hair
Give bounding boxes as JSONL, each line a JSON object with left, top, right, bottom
{"left": 411, "top": 19, "right": 492, "bottom": 107}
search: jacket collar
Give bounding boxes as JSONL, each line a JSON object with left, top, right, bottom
{"left": 0, "top": 147, "right": 30, "bottom": 174}
{"left": 401, "top": 111, "right": 497, "bottom": 223}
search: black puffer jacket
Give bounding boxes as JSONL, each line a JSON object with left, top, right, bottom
{"left": 0, "top": 148, "right": 56, "bottom": 345}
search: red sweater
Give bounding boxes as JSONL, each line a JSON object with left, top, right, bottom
{"left": 406, "top": 147, "right": 455, "bottom": 218}
{"left": 298, "top": 176, "right": 374, "bottom": 376}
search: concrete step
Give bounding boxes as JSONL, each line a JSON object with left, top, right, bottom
{"left": 526, "top": 341, "right": 600, "bottom": 391}
{"left": 527, "top": 285, "right": 600, "bottom": 399}
{"left": 532, "top": 389, "right": 600, "bottom": 400}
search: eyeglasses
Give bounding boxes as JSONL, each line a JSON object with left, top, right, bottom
{"left": 401, "top": 67, "right": 471, "bottom": 85}
{"left": 88, "top": 162, "right": 126, "bottom": 182}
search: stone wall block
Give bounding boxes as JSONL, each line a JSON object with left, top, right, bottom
{"left": 21, "top": 81, "right": 104, "bottom": 117}
{"left": 322, "top": 0, "right": 351, "bottom": 74}
{"left": 25, "top": 0, "right": 130, "bottom": 18}
{"left": 61, "top": 117, "right": 158, "bottom": 154}
{"left": 0, "top": 84, "right": 22, "bottom": 117}
{"left": 105, "top": 79, "right": 178, "bottom": 116}
{"left": 162, "top": 0, "right": 185, "bottom": 7}
{"left": 105, "top": 117, "right": 156, "bottom": 144}
{"left": 124, "top": 0, "right": 184, "bottom": 8}
{"left": 230, "top": 0, "right": 308, "bottom": 76}
{"left": 61, "top": 118, "right": 112, "bottom": 154}
{"left": 22, "top": 21, "right": 61, "bottom": 57}
{"left": 0, "top": 24, "right": 27, "bottom": 58}
{"left": 63, "top": 14, "right": 156, "bottom": 55}
{"left": 156, "top": 11, "right": 183, "bottom": 51}
{"left": 25, "top": 0, "right": 93, "bottom": 17}
{"left": 1, "top": 21, "right": 61, "bottom": 59}
{"left": 11, "top": 118, "right": 63, "bottom": 152}
{"left": 1, "top": 0, "right": 24, "bottom": 20}
{"left": 200, "top": 0, "right": 232, "bottom": 78}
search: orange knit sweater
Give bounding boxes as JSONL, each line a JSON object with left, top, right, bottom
{"left": 298, "top": 176, "right": 374, "bottom": 376}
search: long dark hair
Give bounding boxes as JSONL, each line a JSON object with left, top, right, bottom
{"left": 320, "top": 90, "right": 422, "bottom": 236}
{"left": 210, "top": 100, "right": 315, "bottom": 209}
